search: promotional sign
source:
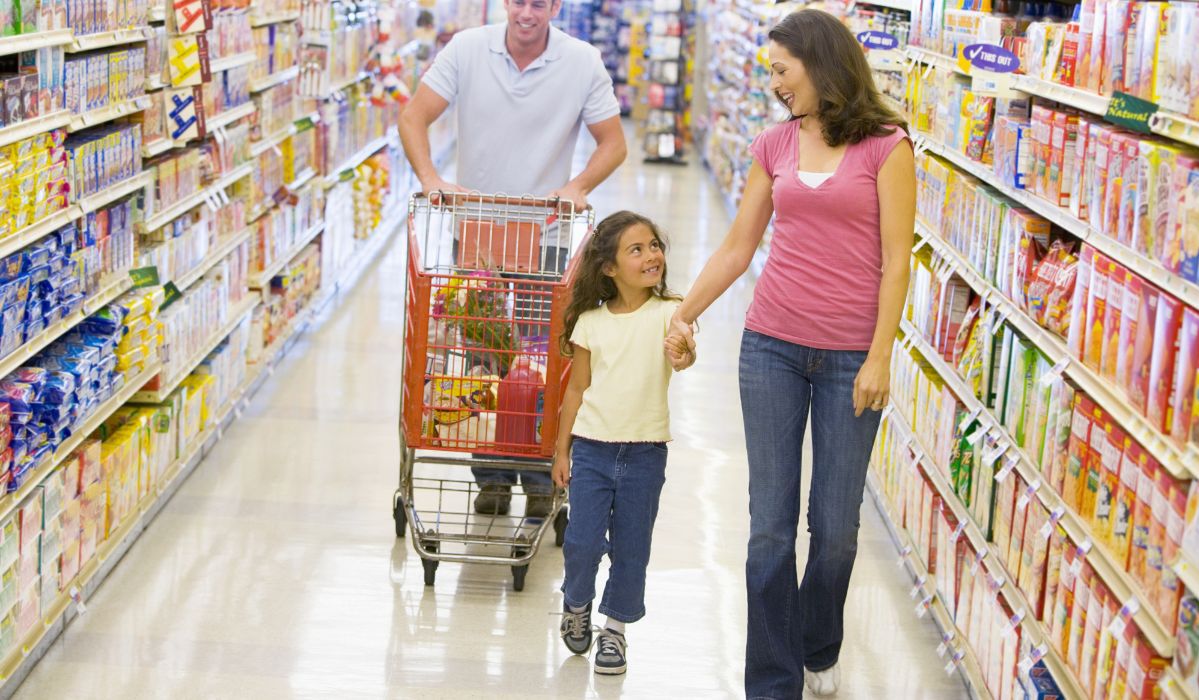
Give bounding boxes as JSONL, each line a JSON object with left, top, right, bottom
{"left": 857, "top": 31, "right": 900, "bottom": 51}
{"left": 963, "top": 44, "right": 1020, "bottom": 73}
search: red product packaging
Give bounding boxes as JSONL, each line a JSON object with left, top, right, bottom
{"left": 1143, "top": 468, "right": 1177, "bottom": 601}
{"left": 1129, "top": 283, "right": 1161, "bottom": 413}
{"left": 1129, "top": 449, "right": 1159, "bottom": 582}
{"left": 1095, "top": 422, "right": 1126, "bottom": 548}
{"left": 1167, "top": 308, "right": 1199, "bottom": 445}
{"left": 1126, "top": 634, "right": 1168, "bottom": 699}
{"left": 1157, "top": 477, "right": 1188, "bottom": 632}
{"left": 1112, "top": 440, "right": 1141, "bottom": 568}
{"left": 1147, "top": 294, "right": 1184, "bottom": 432}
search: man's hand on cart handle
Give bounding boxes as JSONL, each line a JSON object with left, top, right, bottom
{"left": 548, "top": 182, "right": 589, "bottom": 212}
{"left": 421, "top": 176, "right": 469, "bottom": 204}
{"left": 552, "top": 453, "right": 571, "bottom": 489}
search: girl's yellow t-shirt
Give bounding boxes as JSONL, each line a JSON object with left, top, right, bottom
{"left": 569, "top": 296, "right": 680, "bottom": 443}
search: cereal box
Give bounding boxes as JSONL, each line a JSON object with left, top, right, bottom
{"left": 1180, "top": 168, "right": 1199, "bottom": 284}
{"left": 1084, "top": 252, "right": 1112, "bottom": 372}
{"left": 1116, "top": 273, "right": 1144, "bottom": 391}
{"left": 1129, "top": 284, "right": 1161, "bottom": 413}
{"left": 1069, "top": 246, "right": 1095, "bottom": 360}
{"left": 1066, "top": 394, "right": 1096, "bottom": 511}
{"left": 1083, "top": 402, "right": 1108, "bottom": 521}
{"left": 1096, "top": 422, "right": 1126, "bottom": 548}
{"left": 1168, "top": 308, "right": 1199, "bottom": 446}
{"left": 1147, "top": 294, "right": 1184, "bottom": 433}
{"left": 1117, "top": 134, "right": 1141, "bottom": 247}
{"left": 1113, "top": 440, "right": 1140, "bottom": 568}
{"left": 1101, "top": 261, "right": 1127, "bottom": 382}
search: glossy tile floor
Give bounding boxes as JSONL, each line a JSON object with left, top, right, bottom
{"left": 14, "top": 148, "right": 969, "bottom": 699}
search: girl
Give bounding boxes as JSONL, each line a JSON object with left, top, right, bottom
{"left": 667, "top": 9, "right": 915, "bottom": 698}
{"left": 552, "top": 210, "right": 694, "bottom": 675}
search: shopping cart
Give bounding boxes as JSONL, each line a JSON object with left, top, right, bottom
{"left": 394, "top": 192, "right": 592, "bottom": 591}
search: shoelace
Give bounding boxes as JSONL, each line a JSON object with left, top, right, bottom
{"left": 597, "top": 630, "right": 626, "bottom": 658}
{"left": 557, "top": 609, "right": 589, "bottom": 638}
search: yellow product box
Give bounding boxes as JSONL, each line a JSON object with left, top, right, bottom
{"left": 1131, "top": 141, "right": 1181, "bottom": 262}
{"left": 0, "top": 139, "right": 34, "bottom": 165}
{"left": 9, "top": 207, "right": 34, "bottom": 232}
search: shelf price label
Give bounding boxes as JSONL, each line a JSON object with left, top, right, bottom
{"left": 857, "top": 31, "right": 900, "bottom": 51}
{"left": 129, "top": 266, "right": 161, "bottom": 289}
{"left": 963, "top": 44, "right": 1020, "bottom": 73}
{"left": 1105, "top": 91, "right": 1159, "bottom": 135}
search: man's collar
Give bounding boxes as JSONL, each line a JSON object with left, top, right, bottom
{"left": 489, "top": 23, "right": 564, "bottom": 62}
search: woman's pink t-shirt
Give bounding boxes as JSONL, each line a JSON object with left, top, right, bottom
{"left": 747, "top": 120, "right": 909, "bottom": 351}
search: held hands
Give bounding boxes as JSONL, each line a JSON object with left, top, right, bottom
{"left": 853, "top": 355, "right": 891, "bottom": 417}
{"left": 552, "top": 453, "right": 571, "bottom": 489}
{"left": 664, "top": 311, "right": 697, "bottom": 372}
{"left": 421, "top": 175, "right": 468, "bottom": 204}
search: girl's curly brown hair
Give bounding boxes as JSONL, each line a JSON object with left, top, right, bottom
{"left": 560, "top": 211, "right": 681, "bottom": 356}
{"left": 769, "top": 9, "right": 908, "bottom": 147}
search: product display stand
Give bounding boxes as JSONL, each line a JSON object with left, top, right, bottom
{"left": 844, "top": 0, "right": 1199, "bottom": 696}
{"left": 640, "top": 0, "right": 692, "bottom": 164}
{"left": 0, "top": 2, "right": 474, "bottom": 694}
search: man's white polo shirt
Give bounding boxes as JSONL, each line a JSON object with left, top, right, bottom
{"left": 421, "top": 22, "right": 621, "bottom": 200}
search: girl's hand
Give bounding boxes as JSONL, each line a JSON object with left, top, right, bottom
{"left": 552, "top": 453, "right": 571, "bottom": 489}
{"left": 668, "top": 311, "right": 696, "bottom": 353}
{"left": 853, "top": 355, "right": 891, "bottom": 417}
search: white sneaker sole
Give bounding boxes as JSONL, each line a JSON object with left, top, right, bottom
{"left": 594, "top": 664, "right": 627, "bottom": 675}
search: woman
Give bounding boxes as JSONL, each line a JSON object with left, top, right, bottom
{"left": 668, "top": 10, "right": 915, "bottom": 699}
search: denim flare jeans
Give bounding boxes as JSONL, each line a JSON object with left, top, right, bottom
{"left": 560, "top": 437, "right": 668, "bottom": 623}
{"left": 739, "top": 330, "right": 883, "bottom": 699}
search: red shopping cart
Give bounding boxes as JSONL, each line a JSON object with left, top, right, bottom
{"left": 394, "top": 192, "right": 592, "bottom": 591}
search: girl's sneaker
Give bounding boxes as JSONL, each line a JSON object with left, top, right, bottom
{"left": 804, "top": 664, "right": 841, "bottom": 696}
{"left": 594, "top": 628, "right": 627, "bottom": 675}
{"left": 560, "top": 602, "right": 593, "bottom": 654}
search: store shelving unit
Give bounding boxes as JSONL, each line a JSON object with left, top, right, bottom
{"left": 173, "top": 228, "right": 256, "bottom": 292}
{"left": 249, "top": 222, "right": 327, "bottom": 289}
{"left": 142, "top": 163, "right": 256, "bottom": 233}
{"left": 0, "top": 111, "right": 72, "bottom": 148}
{"left": 205, "top": 102, "right": 259, "bottom": 132}
{"left": 209, "top": 51, "right": 257, "bottom": 73}
{"left": 323, "top": 134, "right": 393, "bottom": 187}
{"left": 0, "top": 29, "right": 73, "bottom": 55}
{"left": 250, "top": 66, "right": 300, "bottom": 94}
{"left": 131, "top": 296, "right": 259, "bottom": 404}
{"left": 865, "top": 26, "right": 1199, "bottom": 694}
{"left": 67, "top": 96, "right": 151, "bottom": 133}
{"left": 77, "top": 172, "right": 155, "bottom": 215}
{"left": 67, "top": 28, "right": 149, "bottom": 53}
{"left": 250, "top": 10, "right": 301, "bottom": 27}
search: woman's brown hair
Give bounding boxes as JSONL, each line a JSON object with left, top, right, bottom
{"left": 560, "top": 211, "right": 680, "bottom": 357}
{"left": 768, "top": 9, "right": 908, "bottom": 147}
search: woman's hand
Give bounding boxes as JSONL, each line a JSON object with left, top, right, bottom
{"left": 552, "top": 453, "right": 571, "bottom": 489}
{"left": 853, "top": 355, "right": 891, "bottom": 417}
{"left": 664, "top": 335, "right": 694, "bottom": 371}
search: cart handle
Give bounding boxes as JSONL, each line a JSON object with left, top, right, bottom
{"left": 420, "top": 191, "right": 594, "bottom": 213}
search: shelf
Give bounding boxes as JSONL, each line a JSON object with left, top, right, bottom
{"left": 1151, "top": 111, "right": 1199, "bottom": 150}
{"left": 323, "top": 135, "right": 391, "bottom": 187}
{"left": 249, "top": 221, "right": 325, "bottom": 288}
{"left": 0, "top": 275, "right": 131, "bottom": 387}
{"left": 880, "top": 403, "right": 1085, "bottom": 699}
{"left": 206, "top": 102, "right": 257, "bottom": 132}
{"left": 0, "top": 111, "right": 72, "bottom": 148}
{"left": 856, "top": 0, "right": 912, "bottom": 11}
{"left": 914, "top": 135, "right": 1199, "bottom": 310}
{"left": 0, "top": 29, "right": 73, "bottom": 56}
{"left": 865, "top": 470, "right": 994, "bottom": 700}
{"left": 898, "top": 318, "right": 1177, "bottom": 657}
{"left": 67, "top": 28, "right": 149, "bottom": 53}
{"left": 142, "top": 137, "right": 175, "bottom": 158}
{"left": 0, "top": 360, "right": 161, "bottom": 539}
{"left": 1009, "top": 75, "right": 1111, "bottom": 116}
{"left": 172, "top": 227, "right": 255, "bottom": 291}
{"left": 67, "top": 96, "right": 150, "bottom": 132}
{"left": 250, "top": 123, "right": 298, "bottom": 157}
{"left": 319, "top": 71, "right": 369, "bottom": 98}
{"left": 131, "top": 296, "right": 258, "bottom": 404}
{"left": 914, "top": 217, "right": 1199, "bottom": 483}
{"left": 77, "top": 171, "right": 154, "bottom": 215}
{"left": 143, "top": 162, "right": 254, "bottom": 232}
{"left": 149, "top": 5, "right": 165, "bottom": 22}
{"left": 249, "top": 65, "right": 299, "bottom": 93}
{"left": 321, "top": 202, "right": 403, "bottom": 300}
{"left": 906, "top": 46, "right": 967, "bottom": 76}
{"left": 1172, "top": 552, "right": 1199, "bottom": 598}
{"left": 1163, "top": 666, "right": 1199, "bottom": 700}
{"left": 146, "top": 75, "right": 167, "bottom": 91}
{"left": 0, "top": 206, "right": 80, "bottom": 261}
{"left": 250, "top": 10, "right": 300, "bottom": 26}
{"left": 209, "top": 51, "right": 257, "bottom": 74}
{"left": 246, "top": 167, "right": 317, "bottom": 222}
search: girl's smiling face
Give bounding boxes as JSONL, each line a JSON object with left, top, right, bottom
{"left": 603, "top": 223, "right": 665, "bottom": 291}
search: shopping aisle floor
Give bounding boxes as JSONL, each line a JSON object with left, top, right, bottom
{"left": 14, "top": 154, "right": 967, "bottom": 699}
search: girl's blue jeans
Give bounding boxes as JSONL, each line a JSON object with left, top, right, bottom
{"left": 739, "top": 330, "right": 883, "bottom": 700}
{"left": 560, "top": 437, "right": 667, "bottom": 623}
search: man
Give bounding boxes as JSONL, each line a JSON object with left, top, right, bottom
{"left": 399, "top": 0, "right": 627, "bottom": 518}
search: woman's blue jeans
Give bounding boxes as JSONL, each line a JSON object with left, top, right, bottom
{"left": 739, "top": 330, "right": 883, "bottom": 699}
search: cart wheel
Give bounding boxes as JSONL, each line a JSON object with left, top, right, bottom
{"left": 553, "top": 507, "right": 568, "bottom": 548}
{"left": 422, "top": 558, "right": 438, "bottom": 587}
{"left": 512, "top": 564, "right": 528, "bottom": 591}
{"left": 393, "top": 497, "right": 407, "bottom": 539}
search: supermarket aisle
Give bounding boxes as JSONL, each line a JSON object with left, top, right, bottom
{"left": 14, "top": 154, "right": 965, "bottom": 699}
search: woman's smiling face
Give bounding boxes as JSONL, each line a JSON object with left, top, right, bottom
{"left": 767, "top": 40, "right": 818, "bottom": 117}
